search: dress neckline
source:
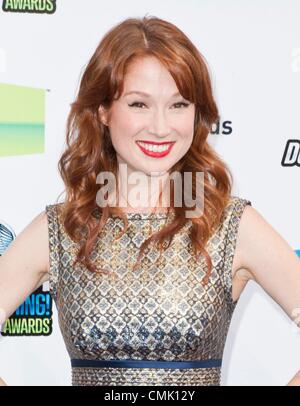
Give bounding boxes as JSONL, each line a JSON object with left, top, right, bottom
{"left": 111, "top": 210, "right": 173, "bottom": 220}
{"left": 92, "top": 207, "right": 175, "bottom": 220}
{"left": 123, "top": 212, "right": 167, "bottom": 220}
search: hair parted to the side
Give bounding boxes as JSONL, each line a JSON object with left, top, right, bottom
{"left": 57, "top": 15, "right": 233, "bottom": 285}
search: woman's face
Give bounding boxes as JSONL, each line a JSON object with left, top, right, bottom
{"left": 98, "top": 56, "right": 195, "bottom": 177}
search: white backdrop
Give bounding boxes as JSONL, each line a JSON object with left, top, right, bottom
{"left": 0, "top": 0, "right": 299, "bottom": 386}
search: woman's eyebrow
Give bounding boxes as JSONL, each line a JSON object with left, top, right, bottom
{"left": 124, "top": 90, "right": 181, "bottom": 98}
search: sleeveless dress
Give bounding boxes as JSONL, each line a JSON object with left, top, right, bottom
{"left": 45, "top": 195, "right": 251, "bottom": 386}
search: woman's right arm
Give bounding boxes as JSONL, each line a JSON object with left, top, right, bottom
{"left": 0, "top": 210, "right": 50, "bottom": 385}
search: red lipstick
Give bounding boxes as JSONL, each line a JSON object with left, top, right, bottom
{"left": 136, "top": 141, "right": 175, "bottom": 158}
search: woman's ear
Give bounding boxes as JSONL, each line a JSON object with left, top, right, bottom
{"left": 98, "top": 105, "right": 108, "bottom": 126}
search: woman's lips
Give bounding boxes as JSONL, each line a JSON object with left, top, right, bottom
{"left": 136, "top": 141, "right": 175, "bottom": 158}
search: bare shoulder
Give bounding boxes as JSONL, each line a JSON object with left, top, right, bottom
{"left": 8, "top": 209, "right": 50, "bottom": 282}
{"left": 232, "top": 202, "right": 289, "bottom": 281}
{"left": 232, "top": 201, "right": 300, "bottom": 316}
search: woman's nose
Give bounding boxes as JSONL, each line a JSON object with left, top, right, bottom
{"left": 147, "top": 109, "right": 171, "bottom": 137}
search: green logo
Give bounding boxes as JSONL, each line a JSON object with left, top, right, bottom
{"left": 2, "top": 0, "right": 56, "bottom": 14}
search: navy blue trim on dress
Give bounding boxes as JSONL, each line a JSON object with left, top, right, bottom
{"left": 71, "top": 358, "right": 222, "bottom": 369}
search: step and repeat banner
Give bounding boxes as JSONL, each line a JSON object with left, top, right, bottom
{"left": 0, "top": 0, "right": 299, "bottom": 386}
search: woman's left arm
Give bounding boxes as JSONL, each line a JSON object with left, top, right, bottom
{"left": 235, "top": 205, "right": 300, "bottom": 385}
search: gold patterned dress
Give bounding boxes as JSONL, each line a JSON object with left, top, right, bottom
{"left": 45, "top": 196, "right": 251, "bottom": 386}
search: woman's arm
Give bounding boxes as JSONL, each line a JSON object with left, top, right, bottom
{"left": 234, "top": 205, "right": 300, "bottom": 384}
{"left": 0, "top": 210, "right": 50, "bottom": 385}
{"left": 0, "top": 377, "right": 7, "bottom": 386}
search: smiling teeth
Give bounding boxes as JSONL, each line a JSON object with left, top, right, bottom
{"left": 137, "top": 142, "right": 171, "bottom": 152}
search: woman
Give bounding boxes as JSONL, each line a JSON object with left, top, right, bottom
{"left": 0, "top": 15, "right": 299, "bottom": 386}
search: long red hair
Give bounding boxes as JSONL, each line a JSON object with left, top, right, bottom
{"left": 57, "top": 15, "right": 233, "bottom": 285}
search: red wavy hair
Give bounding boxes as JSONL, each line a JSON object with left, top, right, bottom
{"left": 57, "top": 15, "right": 233, "bottom": 285}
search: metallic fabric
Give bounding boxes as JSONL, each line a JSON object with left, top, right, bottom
{"left": 46, "top": 196, "right": 251, "bottom": 386}
{"left": 71, "top": 365, "right": 221, "bottom": 386}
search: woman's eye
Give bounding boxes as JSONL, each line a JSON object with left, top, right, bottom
{"left": 128, "top": 102, "right": 146, "bottom": 108}
{"left": 128, "top": 102, "right": 190, "bottom": 109}
{"left": 173, "top": 102, "right": 190, "bottom": 108}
